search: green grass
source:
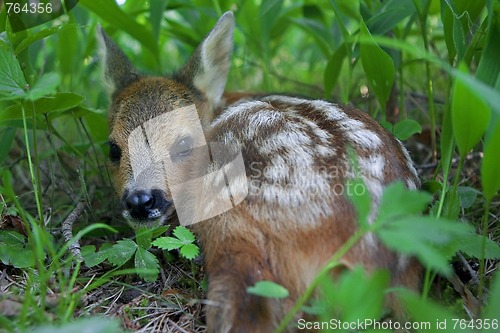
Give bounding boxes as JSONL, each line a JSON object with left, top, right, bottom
{"left": 1, "top": 0, "right": 499, "bottom": 332}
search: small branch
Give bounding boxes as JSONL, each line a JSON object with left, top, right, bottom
{"left": 61, "top": 187, "right": 95, "bottom": 262}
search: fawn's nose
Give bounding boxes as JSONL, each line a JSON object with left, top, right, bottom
{"left": 122, "top": 189, "right": 171, "bottom": 221}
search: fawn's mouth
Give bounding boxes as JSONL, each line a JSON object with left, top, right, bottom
{"left": 121, "top": 189, "right": 175, "bottom": 228}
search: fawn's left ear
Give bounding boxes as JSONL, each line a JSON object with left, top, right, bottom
{"left": 177, "top": 12, "right": 234, "bottom": 111}
{"left": 97, "top": 25, "right": 139, "bottom": 94}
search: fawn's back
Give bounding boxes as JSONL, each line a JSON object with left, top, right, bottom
{"left": 100, "top": 11, "right": 421, "bottom": 333}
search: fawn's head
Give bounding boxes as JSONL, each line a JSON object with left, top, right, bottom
{"left": 100, "top": 12, "right": 235, "bottom": 227}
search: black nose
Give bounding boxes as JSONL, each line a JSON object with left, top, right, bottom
{"left": 122, "top": 189, "right": 171, "bottom": 220}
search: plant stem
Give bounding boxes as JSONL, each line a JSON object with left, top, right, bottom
{"left": 478, "top": 199, "right": 491, "bottom": 304}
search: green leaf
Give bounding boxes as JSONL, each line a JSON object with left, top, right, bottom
{"left": 485, "top": 271, "right": 500, "bottom": 321}
{"left": 135, "top": 227, "right": 153, "bottom": 249}
{"left": 134, "top": 246, "right": 159, "bottom": 282}
{"left": 324, "top": 45, "right": 347, "bottom": 98}
{"left": 393, "top": 119, "right": 422, "bottom": 140}
{"left": 452, "top": 63, "right": 490, "bottom": 157}
{"left": 456, "top": 186, "right": 479, "bottom": 209}
{"left": 359, "top": 20, "right": 395, "bottom": 110}
{"left": 25, "top": 72, "right": 60, "bottom": 101}
{"left": 15, "top": 25, "right": 64, "bottom": 55}
{"left": 152, "top": 236, "right": 184, "bottom": 251}
{"left": 377, "top": 216, "right": 474, "bottom": 275}
{"left": 0, "top": 231, "right": 35, "bottom": 268}
{"left": 0, "top": 40, "right": 27, "bottom": 100}
{"left": 346, "top": 177, "right": 371, "bottom": 227}
{"left": 81, "top": 244, "right": 111, "bottom": 267}
{"left": 247, "top": 280, "right": 289, "bottom": 299}
{"left": 318, "top": 267, "right": 388, "bottom": 322}
{"left": 107, "top": 239, "right": 137, "bottom": 267}
{"left": 481, "top": 119, "right": 500, "bottom": 201}
{"left": 179, "top": 243, "right": 200, "bottom": 260}
{"left": 79, "top": 0, "right": 158, "bottom": 57}
{"left": 477, "top": 13, "right": 500, "bottom": 89}
{"left": 458, "top": 233, "right": 500, "bottom": 259}
{"left": 0, "top": 127, "right": 16, "bottom": 164}
{"left": 365, "top": 0, "right": 416, "bottom": 35}
{"left": 0, "top": 93, "right": 84, "bottom": 121}
{"left": 377, "top": 182, "right": 432, "bottom": 223}
{"left": 400, "top": 290, "right": 474, "bottom": 333}
{"left": 172, "top": 226, "right": 195, "bottom": 243}
{"left": 150, "top": 0, "right": 169, "bottom": 43}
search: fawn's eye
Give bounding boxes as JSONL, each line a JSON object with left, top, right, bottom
{"left": 109, "top": 141, "right": 122, "bottom": 163}
{"left": 171, "top": 136, "right": 193, "bottom": 158}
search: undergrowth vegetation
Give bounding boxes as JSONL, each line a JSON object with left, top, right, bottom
{"left": 0, "top": 0, "right": 499, "bottom": 332}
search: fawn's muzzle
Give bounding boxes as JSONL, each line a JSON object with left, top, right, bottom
{"left": 122, "top": 189, "right": 171, "bottom": 221}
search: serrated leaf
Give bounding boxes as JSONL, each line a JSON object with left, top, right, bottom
{"left": 359, "top": 20, "right": 395, "bottom": 110}
{"left": 107, "top": 239, "right": 137, "bottom": 267}
{"left": 0, "top": 40, "right": 27, "bottom": 100}
{"left": 458, "top": 233, "right": 500, "bottom": 259}
{"left": 319, "top": 267, "right": 388, "bottom": 322}
{"left": 377, "top": 216, "right": 474, "bottom": 275}
{"left": 393, "top": 119, "right": 422, "bottom": 140}
{"left": 81, "top": 244, "right": 111, "bottom": 267}
{"left": 152, "top": 236, "right": 184, "bottom": 251}
{"left": 452, "top": 63, "right": 490, "bottom": 158}
{"left": 377, "top": 182, "right": 432, "bottom": 223}
{"left": 135, "top": 227, "right": 153, "bottom": 249}
{"left": 247, "top": 280, "right": 289, "bottom": 299}
{"left": 179, "top": 243, "right": 200, "bottom": 260}
{"left": 134, "top": 247, "right": 159, "bottom": 282}
{"left": 172, "top": 226, "right": 195, "bottom": 243}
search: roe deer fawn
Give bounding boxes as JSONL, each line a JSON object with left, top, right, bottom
{"left": 99, "top": 11, "right": 421, "bottom": 333}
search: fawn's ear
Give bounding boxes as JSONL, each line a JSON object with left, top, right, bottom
{"left": 177, "top": 12, "right": 234, "bottom": 109}
{"left": 97, "top": 25, "right": 139, "bottom": 94}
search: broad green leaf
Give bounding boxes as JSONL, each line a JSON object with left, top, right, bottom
{"left": 0, "top": 231, "right": 34, "bottom": 268}
{"left": 377, "top": 182, "right": 432, "bottom": 223}
{"left": 477, "top": 13, "right": 500, "bottom": 89}
{"left": 25, "top": 72, "right": 60, "bottom": 101}
{"left": 365, "top": 0, "right": 415, "bottom": 35}
{"left": 134, "top": 247, "right": 159, "bottom": 282}
{"left": 14, "top": 25, "right": 64, "bottom": 55}
{"left": 456, "top": 186, "right": 479, "bottom": 209}
{"left": 79, "top": 0, "right": 158, "bottom": 58}
{"left": 451, "top": 64, "right": 490, "bottom": 157}
{"left": 359, "top": 20, "right": 395, "bottom": 110}
{"left": 81, "top": 244, "right": 111, "bottom": 267}
{"left": 172, "top": 226, "right": 195, "bottom": 243}
{"left": 393, "top": 119, "right": 422, "bottom": 140}
{"left": 0, "top": 40, "right": 27, "bottom": 100}
{"left": 179, "top": 243, "right": 199, "bottom": 260}
{"left": 57, "top": 24, "right": 79, "bottom": 77}
{"left": 150, "top": 0, "right": 169, "bottom": 43}
{"left": 152, "top": 236, "right": 184, "bottom": 251}
{"left": 247, "top": 280, "right": 289, "bottom": 299}
{"left": 107, "top": 239, "right": 137, "bottom": 267}
{"left": 318, "top": 267, "right": 388, "bottom": 322}
{"left": 0, "top": 93, "right": 84, "bottom": 121}
{"left": 481, "top": 119, "right": 500, "bottom": 201}
{"left": 289, "top": 18, "right": 332, "bottom": 57}
{"left": 377, "top": 216, "right": 474, "bottom": 275}
{"left": 324, "top": 45, "right": 347, "bottom": 98}
{"left": 458, "top": 233, "right": 500, "bottom": 259}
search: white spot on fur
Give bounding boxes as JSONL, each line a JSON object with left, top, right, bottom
{"left": 359, "top": 155, "right": 385, "bottom": 179}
